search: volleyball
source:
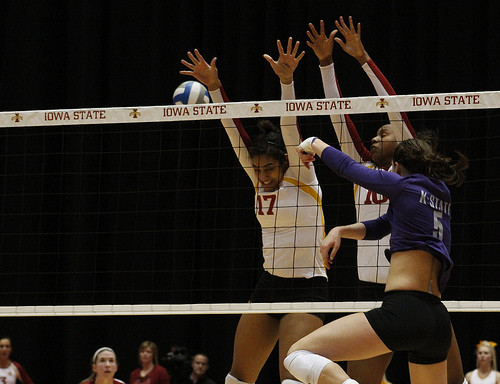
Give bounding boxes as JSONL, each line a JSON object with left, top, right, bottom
{"left": 172, "top": 81, "right": 210, "bottom": 105}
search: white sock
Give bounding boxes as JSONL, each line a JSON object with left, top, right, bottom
{"left": 225, "top": 374, "right": 253, "bottom": 384}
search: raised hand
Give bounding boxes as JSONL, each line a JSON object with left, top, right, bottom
{"left": 180, "top": 49, "right": 221, "bottom": 91}
{"left": 263, "top": 37, "right": 305, "bottom": 85}
{"left": 306, "top": 20, "right": 338, "bottom": 66}
{"left": 334, "top": 16, "right": 370, "bottom": 65}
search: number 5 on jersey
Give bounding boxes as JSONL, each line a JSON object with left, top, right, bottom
{"left": 433, "top": 210, "right": 443, "bottom": 240}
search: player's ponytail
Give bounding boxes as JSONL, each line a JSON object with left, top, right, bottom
{"left": 394, "top": 134, "right": 468, "bottom": 187}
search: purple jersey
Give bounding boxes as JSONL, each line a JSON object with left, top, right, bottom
{"left": 321, "top": 146, "right": 453, "bottom": 292}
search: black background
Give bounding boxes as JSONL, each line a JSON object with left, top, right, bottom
{"left": 0, "top": 1, "right": 500, "bottom": 384}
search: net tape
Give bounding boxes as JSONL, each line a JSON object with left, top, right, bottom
{"left": 1, "top": 301, "right": 499, "bottom": 317}
{"left": 1, "top": 91, "right": 498, "bottom": 127}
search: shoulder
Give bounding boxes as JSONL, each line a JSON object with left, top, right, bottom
{"left": 130, "top": 367, "right": 141, "bottom": 377}
{"left": 11, "top": 361, "right": 30, "bottom": 376}
{"left": 465, "top": 370, "right": 474, "bottom": 381}
{"left": 114, "top": 379, "right": 126, "bottom": 384}
{"left": 153, "top": 365, "right": 169, "bottom": 375}
{"left": 411, "top": 174, "right": 450, "bottom": 195}
{"left": 465, "top": 371, "right": 474, "bottom": 383}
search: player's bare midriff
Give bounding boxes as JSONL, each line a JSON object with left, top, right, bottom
{"left": 385, "top": 250, "right": 443, "bottom": 298}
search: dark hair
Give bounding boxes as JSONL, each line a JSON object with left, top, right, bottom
{"left": 393, "top": 131, "right": 468, "bottom": 186}
{"left": 192, "top": 353, "right": 209, "bottom": 363}
{"left": 248, "top": 120, "right": 288, "bottom": 168}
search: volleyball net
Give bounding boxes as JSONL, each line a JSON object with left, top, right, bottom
{"left": 0, "top": 91, "right": 499, "bottom": 316}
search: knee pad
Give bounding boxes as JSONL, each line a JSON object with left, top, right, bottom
{"left": 284, "top": 350, "right": 332, "bottom": 384}
{"left": 282, "top": 379, "right": 303, "bottom": 384}
{"left": 225, "top": 374, "right": 253, "bottom": 384}
{"left": 342, "top": 380, "right": 359, "bottom": 384}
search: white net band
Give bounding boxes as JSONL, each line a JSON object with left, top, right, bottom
{"left": 1, "top": 91, "right": 498, "bottom": 127}
{"left": 1, "top": 301, "right": 499, "bottom": 317}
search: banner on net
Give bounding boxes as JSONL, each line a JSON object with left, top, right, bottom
{"left": 0, "top": 91, "right": 499, "bottom": 128}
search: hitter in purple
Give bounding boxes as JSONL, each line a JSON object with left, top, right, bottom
{"left": 284, "top": 133, "right": 468, "bottom": 384}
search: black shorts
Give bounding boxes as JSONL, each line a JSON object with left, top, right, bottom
{"left": 365, "top": 290, "right": 451, "bottom": 364}
{"left": 250, "top": 271, "right": 329, "bottom": 321}
{"left": 355, "top": 280, "right": 386, "bottom": 301}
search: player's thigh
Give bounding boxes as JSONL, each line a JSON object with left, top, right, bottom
{"left": 446, "top": 324, "right": 464, "bottom": 384}
{"left": 408, "top": 360, "right": 447, "bottom": 384}
{"left": 347, "top": 352, "right": 393, "bottom": 384}
{"left": 278, "top": 313, "right": 324, "bottom": 380}
{"left": 290, "top": 312, "right": 391, "bottom": 362}
{"left": 230, "top": 313, "right": 279, "bottom": 382}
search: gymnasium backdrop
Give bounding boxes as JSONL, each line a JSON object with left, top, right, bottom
{"left": 0, "top": 1, "right": 499, "bottom": 384}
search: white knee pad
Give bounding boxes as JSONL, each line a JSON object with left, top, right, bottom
{"left": 284, "top": 350, "right": 332, "bottom": 384}
{"left": 342, "top": 380, "right": 359, "bottom": 384}
{"left": 225, "top": 374, "right": 253, "bottom": 384}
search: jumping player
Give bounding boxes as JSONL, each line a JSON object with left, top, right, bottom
{"left": 307, "top": 16, "right": 416, "bottom": 286}
{"left": 285, "top": 133, "right": 468, "bottom": 384}
{"left": 305, "top": 16, "right": 465, "bottom": 384}
{"left": 180, "top": 38, "right": 328, "bottom": 384}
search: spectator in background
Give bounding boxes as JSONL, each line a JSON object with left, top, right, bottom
{"left": 0, "top": 336, "right": 34, "bottom": 384}
{"left": 465, "top": 341, "right": 500, "bottom": 384}
{"left": 163, "top": 346, "right": 192, "bottom": 384}
{"left": 181, "top": 354, "right": 216, "bottom": 384}
{"left": 129, "top": 341, "right": 170, "bottom": 384}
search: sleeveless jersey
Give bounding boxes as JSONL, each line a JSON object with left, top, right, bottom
{"left": 469, "top": 369, "right": 497, "bottom": 384}
{"left": 0, "top": 363, "right": 20, "bottom": 384}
